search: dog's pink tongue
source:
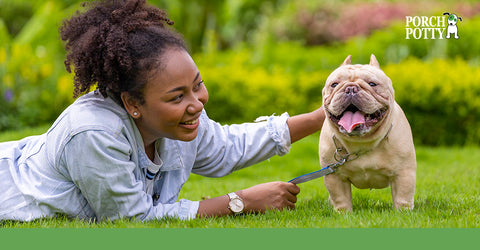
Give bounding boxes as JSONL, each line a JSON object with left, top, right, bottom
{"left": 338, "top": 111, "right": 365, "bottom": 133}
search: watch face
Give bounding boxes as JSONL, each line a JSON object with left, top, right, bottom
{"left": 230, "top": 198, "right": 244, "bottom": 213}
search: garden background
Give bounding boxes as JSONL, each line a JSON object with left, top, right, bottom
{"left": 1, "top": 0, "right": 480, "bottom": 146}
{"left": 1, "top": 0, "right": 480, "bottom": 231}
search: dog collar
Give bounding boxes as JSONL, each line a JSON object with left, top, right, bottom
{"left": 333, "top": 123, "right": 393, "bottom": 163}
{"left": 288, "top": 123, "right": 393, "bottom": 184}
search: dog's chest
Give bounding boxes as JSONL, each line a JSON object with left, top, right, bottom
{"left": 335, "top": 156, "right": 395, "bottom": 189}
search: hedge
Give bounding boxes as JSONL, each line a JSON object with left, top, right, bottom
{"left": 384, "top": 58, "right": 480, "bottom": 146}
{"left": 197, "top": 52, "right": 480, "bottom": 146}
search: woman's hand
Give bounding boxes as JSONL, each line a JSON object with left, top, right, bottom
{"left": 238, "top": 181, "right": 300, "bottom": 213}
{"left": 196, "top": 181, "right": 300, "bottom": 218}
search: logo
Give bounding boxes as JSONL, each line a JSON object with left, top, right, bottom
{"left": 405, "top": 12, "right": 462, "bottom": 39}
{"left": 443, "top": 12, "right": 462, "bottom": 39}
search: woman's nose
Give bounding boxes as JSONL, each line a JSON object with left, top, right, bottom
{"left": 187, "top": 93, "right": 208, "bottom": 114}
{"left": 187, "top": 100, "right": 202, "bottom": 114}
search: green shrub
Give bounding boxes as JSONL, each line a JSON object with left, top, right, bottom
{"left": 384, "top": 57, "right": 480, "bottom": 146}
{"left": 197, "top": 50, "right": 480, "bottom": 146}
{"left": 197, "top": 48, "right": 327, "bottom": 123}
{"left": 0, "top": 1, "right": 77, "bottom": 130}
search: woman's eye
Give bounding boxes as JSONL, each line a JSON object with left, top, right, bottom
{"left": 369, "top": 82, "right": 377, "bottom": 87}
{"left": 194, "top": 80, "right": 203, "bottom": 90}
{"left": 172, "top": 94, "right": 183, "bottom": 102}
{"left": 331, "top": 82, "right": 338, "bottom": 88}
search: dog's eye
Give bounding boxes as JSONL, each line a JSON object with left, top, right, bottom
{"left": 331, "top": 82, "right": 338, "bottom": 88}
{"left": 369, "top": 82, "right": 377, "bottom": 87}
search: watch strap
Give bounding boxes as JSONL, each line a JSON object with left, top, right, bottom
{"left": 227, "top": 192, "right": 241, "bottom": 200}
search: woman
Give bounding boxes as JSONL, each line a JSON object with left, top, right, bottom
{"left": 0, "top": 0, "right": 325, "bottom": 221}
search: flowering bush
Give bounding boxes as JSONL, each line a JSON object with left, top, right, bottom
{"left": 265, "top": 1, "right": 480, "bottom": 45}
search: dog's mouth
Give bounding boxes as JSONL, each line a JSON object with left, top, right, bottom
{"left": 327, "top": 104, "right": 388, "bottom": 135}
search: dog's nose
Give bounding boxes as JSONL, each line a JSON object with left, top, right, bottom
{"left": 345, "top": 85, "right": 359, "bottom": 95}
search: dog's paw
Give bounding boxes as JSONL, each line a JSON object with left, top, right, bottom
{"left": 334, "top": 206, "right": 353, "bottom": 213}
{"left": 329, "top": 198, "right": 353, "bottom": 212}
{"left": 394, "top": 200, "right": 414, "bottom": 210}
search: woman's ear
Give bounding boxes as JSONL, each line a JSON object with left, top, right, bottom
{"left": 121, "top": 92, "right": 141, "bottom": 118}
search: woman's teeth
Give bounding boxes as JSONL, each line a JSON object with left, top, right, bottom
{"left": 182, "top": 119, "right": 198, "bottom": 125}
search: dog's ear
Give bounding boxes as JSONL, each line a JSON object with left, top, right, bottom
{"left": 443, "top": 12, "right": 450, "bottom": 16}
{"left": 369, "top": 54, "right": 380, "bottom": 68}
{"left": 341, "top": 55, "right": 352, "bottom": 66}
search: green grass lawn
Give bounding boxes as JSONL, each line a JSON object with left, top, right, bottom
{"left": 1, "top": 127, "right": 479, "bottom": 228}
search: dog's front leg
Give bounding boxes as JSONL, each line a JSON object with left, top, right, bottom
{"left": 390, "top": 168, "right": 416, "bottom": 210}
{"left": 324, "top": 174, "right": 353, "bottom": 211}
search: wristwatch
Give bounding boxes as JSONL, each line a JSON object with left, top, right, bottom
{"left": 227, "top": 192, "right": 244, "bottom": 215}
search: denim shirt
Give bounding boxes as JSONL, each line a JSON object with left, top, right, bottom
{"left": 0, "top": 91, "right": 291, "bottom": 221}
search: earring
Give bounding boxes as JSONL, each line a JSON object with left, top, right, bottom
{"left": 133, "top": 112, "right": 138, "bottom": 116}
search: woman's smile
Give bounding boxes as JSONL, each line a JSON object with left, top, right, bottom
{"left": 179, "top": 117, "right": 200, "bottom": 130}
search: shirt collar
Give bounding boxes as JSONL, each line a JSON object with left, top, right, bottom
{"left": 130, "top": 116, "right": 184, "bottom": 172}
{"left": 155, "top": 138, "right": 184, "bottom": 171}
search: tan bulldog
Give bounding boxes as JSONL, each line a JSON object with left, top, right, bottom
{"left": 319, "top": 54, "right": 416, "bottom": 211}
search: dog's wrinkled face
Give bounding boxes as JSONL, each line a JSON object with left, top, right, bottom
{"left": 322, "top": 55, "right": 394, "bottom": 136}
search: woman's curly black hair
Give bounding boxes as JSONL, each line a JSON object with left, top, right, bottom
{"left": 59, "top": 0, "right": 186, "bottom": 104}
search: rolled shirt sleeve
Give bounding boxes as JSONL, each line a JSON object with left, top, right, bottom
{"left": 192, "top": 112, "right": 291, "bottom": 177}
{"left": 62, "top": 130, "right": 198, "bottom": 220}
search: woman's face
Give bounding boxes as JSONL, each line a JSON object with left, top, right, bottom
{"left": 125, "top": 48, "right": 209, "bottom": 144}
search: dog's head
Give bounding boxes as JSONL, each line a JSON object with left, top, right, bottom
{"left": 322, "top": 54, "right": 394, "bottom": 137}
{"left": 444, "top": 12, "right": 462, "bottom": 26}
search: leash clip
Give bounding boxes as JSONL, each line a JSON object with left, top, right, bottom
{"left": 332, "top": 135, "right": 365, "bottom": 163}
{"left": 329, "top": 157, "right": 346, "bottom": 171}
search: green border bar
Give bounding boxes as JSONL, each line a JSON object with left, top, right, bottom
{"left": 1, "top": 228, "right": 479, "bottom": 250}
